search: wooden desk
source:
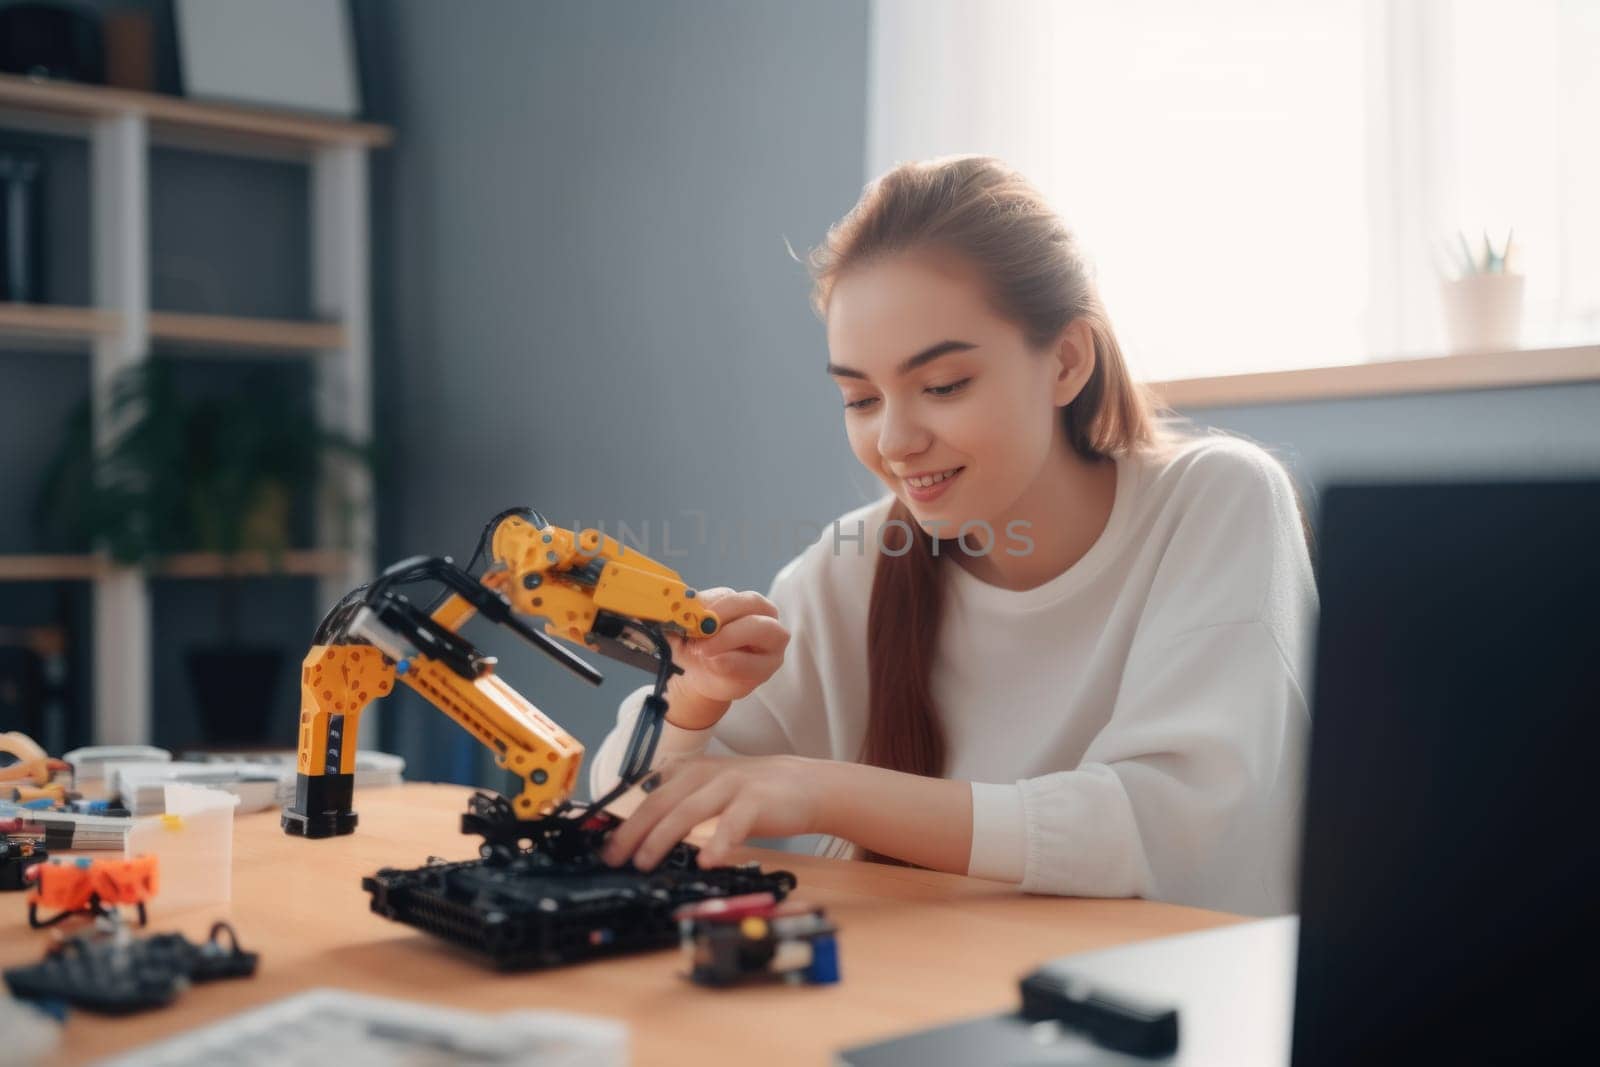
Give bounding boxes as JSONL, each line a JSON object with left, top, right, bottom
{"left": 2, "top": 784, "right": 1240, "bottom": 1064}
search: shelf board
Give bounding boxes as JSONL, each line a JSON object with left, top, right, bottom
{"left": 1147, "top": 344, "right": 1600, "bottom": 409}
{"left": 148, "top": 311, "right": 345, "bottom": 352}
{"left": 0, "top": 302, "right": 116, "bottom": 344}
{"left": 0, "top": 72, "right": 391, "bottom": 159}
{"left": 0, "top": 555, "right": 104, "bottom": 581}
{"left": 0, "top": 551, "right": 349, "bottom": 582}
{"left": 0, "top": 305, "right": 345, "bottom": 353}
{"left": 150, "top": 551, "right": 350, "bottom": 579}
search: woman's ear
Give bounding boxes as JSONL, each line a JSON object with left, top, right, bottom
{"left": 1051, "top": 317, "right": 1097, "bottom": 407}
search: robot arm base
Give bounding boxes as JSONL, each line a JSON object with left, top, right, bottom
{"left": 281, "top": 772, "right": 359, "bottom": 838}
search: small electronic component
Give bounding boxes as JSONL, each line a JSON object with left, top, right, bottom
{"left": 3, "top": 921, "right": 258, "bottom": 1015}
{"left": 675, "top": 892, "right": 839, "bottom": 987}
{"left": 62, "top": 798, "right": 130, "bottom": 817}
{"left": 0, "top": 836, "right": 47, "bottom": 891}
{"left": 25, "top": 854, "right": 159, "bottom": 928}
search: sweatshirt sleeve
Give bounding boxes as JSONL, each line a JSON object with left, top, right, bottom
{"left": 969, "top": 444, "right": 1316, "bottom": 914}
{"left": 587, "top": 554, "right": 825, "bottom": 801}
{"left": 1005, "top": 619, "right": 1307, "bottom": 913}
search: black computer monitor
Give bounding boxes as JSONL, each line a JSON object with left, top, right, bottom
{"left": 1292, "top": 481, "right": 1600, "bottom": 1064}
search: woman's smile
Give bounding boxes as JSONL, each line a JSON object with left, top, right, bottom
{"left": 902, "top": 465, "right": 965, "bottom": 502}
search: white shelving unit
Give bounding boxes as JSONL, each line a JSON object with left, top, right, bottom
{"left": 0, "top": 73, "right": 392, "bottom": 745}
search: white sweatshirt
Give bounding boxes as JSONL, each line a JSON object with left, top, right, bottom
{"left": 590, "top": 434, "right": 1317, "bottom": 916}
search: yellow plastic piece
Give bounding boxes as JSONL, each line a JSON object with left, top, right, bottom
{"left": 0, "top": 730, "right": 46, "bottom": 764}
{"left": 0, "top": 731, "right": 56, "bottom": 786}
{"left": 492, "top": 515, "right": 719, "bottom": 645}
{"left": 396, "top": 658, "right": 584, "bottom": 818}
{"left": 296, "top": 644, "right": 396, "bottom": 776}
{"left": 9, "top": 783, "right": 67, "bottom": 804}
{"left": 430, "top": 592, "right": 478, "bottom": 632}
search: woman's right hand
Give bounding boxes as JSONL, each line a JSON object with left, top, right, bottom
{"left": 663, "top": 588, "right": 789, "bottom": 731}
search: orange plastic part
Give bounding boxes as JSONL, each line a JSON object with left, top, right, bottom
{"left": 296, "top": 644, "right": 396, "bottom": 776}
{"left": 491, "top": 516, "right": 720, "bottom": 645}
{"left": 26, "top": 854, "right": 159, "bottom": 919}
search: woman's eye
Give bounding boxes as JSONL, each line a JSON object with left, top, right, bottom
{"left": 843, "top": 396, "right": 879, "bottom": 411}
{"left": 926, "top": 377, "right": 972, "bottom": 398}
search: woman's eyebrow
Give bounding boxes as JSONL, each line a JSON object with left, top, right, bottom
{"left": 826, "top": 340, "right": 978, "bottom": 379}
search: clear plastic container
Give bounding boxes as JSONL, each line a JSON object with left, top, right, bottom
{"left": 123, "top": 782, "right": 238, "bottom": 917}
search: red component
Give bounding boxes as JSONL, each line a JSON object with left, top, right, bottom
{"left": 580, "top": 811, "right": 620, "bottom": 833}
{"left": 673, "top": 892, "right": 779, "bottom": 923}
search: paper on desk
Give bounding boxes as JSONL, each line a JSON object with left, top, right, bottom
{"left": 112, "top": 751, "right": 405, "bottom": 815}
{"left": 114, "top": 761, "right": 286, "bottom": 815}
{"left": 180, "top": 748, "right": 405, "bottom": 784}
{"left": 101, "top": 988, "right": 626, "bottom": 1066}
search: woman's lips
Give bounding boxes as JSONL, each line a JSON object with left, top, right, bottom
{"left": 904, "top": 466, "right": 964, "bottom": 503}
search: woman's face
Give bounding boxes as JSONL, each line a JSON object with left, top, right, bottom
{"left": 825, "top": 249, "right": 1079, "bottom": 537}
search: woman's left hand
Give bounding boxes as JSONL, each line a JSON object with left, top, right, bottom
{"left": 599, "top": 755, "right": 831, "bottom": 871}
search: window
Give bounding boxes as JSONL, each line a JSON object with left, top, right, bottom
{"left": 868, "top": 0, "right": 1600, "bottom": 384}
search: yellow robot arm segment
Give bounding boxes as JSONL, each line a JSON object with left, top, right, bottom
{"left": 295, "top": 644, "right": 395, "bottom": 777}
{"left": 490, "top": 514, "right": 719, "bottom": 646}
{"left": 401, "top": 589, "right": 587, "bottom": 815}
{"left": 284, "top": 643, "right": 395, "bottom": 836}
{"left": 396, "top": 657, "right": 583, "bottom": 819}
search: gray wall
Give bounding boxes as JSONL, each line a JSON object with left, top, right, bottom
{"left": 358, "top": 1, "right": 873, "bottom": 786}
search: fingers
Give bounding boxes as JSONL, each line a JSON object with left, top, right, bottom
{"left": 694, "top": 614, "right": 788, "bottom": 658}
{"left": 630, "top": 779, "right": 737, "bottom": 871}
{"left": 702, "top": 649, "right": 782, "bottom": 679}
{"left": 697, "top": 589, "right": 778, "bottom": 623}
{"left": 670, "top": 592, "right": 789, "bottom": 713}
{"left": 698, "top": 799, "right": 759, "bottom": 869}
{"left": 601, "top": 762, "right": 698, "bottom": 863}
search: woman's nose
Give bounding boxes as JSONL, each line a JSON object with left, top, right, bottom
{"left": 877, "top": 400, "right": 931, "bottom": 463}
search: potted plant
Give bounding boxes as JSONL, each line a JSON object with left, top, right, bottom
{"left": 1439, "top": 228, "right": 1524, "bottom": 354}
{"left": 35, "top": 358, "right": 371, "bottom": 745}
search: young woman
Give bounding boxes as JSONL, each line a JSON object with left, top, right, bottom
{"left": 590, "top": 156, "right": 1316, "bottom": 916}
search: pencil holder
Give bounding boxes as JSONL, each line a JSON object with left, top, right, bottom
{"left": 1440, "top": 272, "right": 1524, "bottom": 354}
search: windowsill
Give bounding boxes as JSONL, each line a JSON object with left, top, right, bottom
{"left": 1145, "top": 343, "right": 1600, "bottom": 410}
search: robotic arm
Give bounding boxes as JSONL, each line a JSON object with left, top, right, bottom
{"left": 281, "top": 508, "right": 719, "bottom": 842}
